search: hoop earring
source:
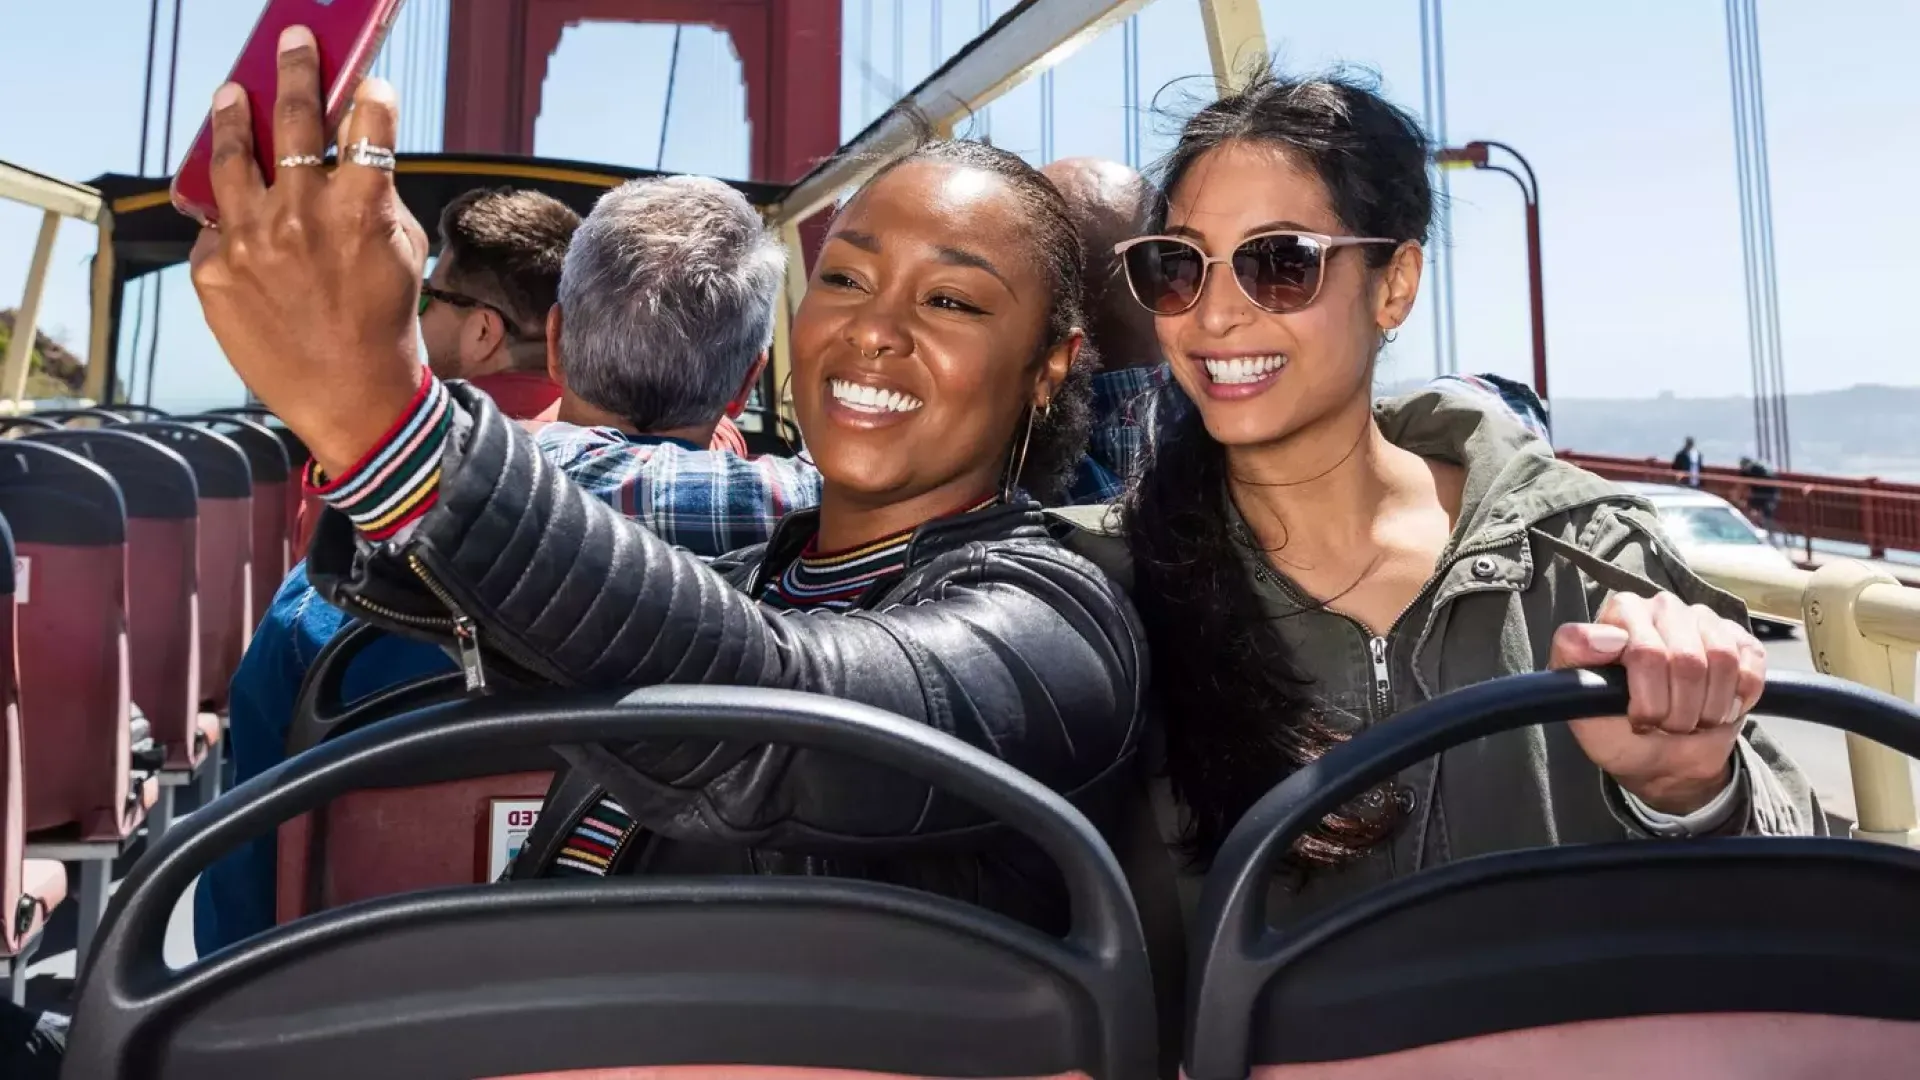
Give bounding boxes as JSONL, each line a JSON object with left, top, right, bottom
{"left": 1000, "top": 401, "right": 1048, "bottom": 503}
{"left": 775, "top": 372, "right": 809, "bottom": 461}
{"left": 1381, "top": 329, "right": 1400, "bottom": 345}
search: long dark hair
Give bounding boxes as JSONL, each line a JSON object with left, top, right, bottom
{"left": 844, "top": 132, "right": 1097, "bottom": 504}
{"left": 1123, "top": 64, "right": 1434, "bottom": 868}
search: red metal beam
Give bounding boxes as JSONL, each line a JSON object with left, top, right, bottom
{"left": 441, "top": 0, "right": 842, "bottom": 191}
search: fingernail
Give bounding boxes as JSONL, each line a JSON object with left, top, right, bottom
{"left": 1586, "top": 625, "right": 1630, "bottom": 651}
{"left": 280, "top": 24, "right": 314, "bottom": 54}
{"left": 213, "top": 83, "right": 242, "bottom": 111}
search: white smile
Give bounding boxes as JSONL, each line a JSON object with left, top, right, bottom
{"left": 1202, "top": 354, "right": 1287, "bottom": 384}
{"left": 830, "top": 378, "right": 923, "bottom": 413}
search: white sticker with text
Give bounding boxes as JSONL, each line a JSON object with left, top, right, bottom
{"left": 487, "top": 799, "right": 543, "bottom": 881}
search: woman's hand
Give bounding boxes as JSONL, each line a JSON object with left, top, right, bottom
{"left": 1552, "top": 591, "right": 1767, "bottom": 816}
{"left": 188, "top": 25, "right": 429, "bottom": 478}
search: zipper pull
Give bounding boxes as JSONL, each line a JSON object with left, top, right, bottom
{"left": 1368, "top": 636, "right": 1392, "bottom": 701}
{"left": 453, "top": 614, "right": 488, "bottom": 692}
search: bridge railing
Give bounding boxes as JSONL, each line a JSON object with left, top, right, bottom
{"left": 1563, "top": 450, "right": 1920, "bottom": 563}
{"left": 1688, "top": 551, "right": 1920, "bottom": 846}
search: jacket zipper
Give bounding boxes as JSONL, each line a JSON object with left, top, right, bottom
{"left": 1247, "top": 533, "right": 1512, "bottom": 722}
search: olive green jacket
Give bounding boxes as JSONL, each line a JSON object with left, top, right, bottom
{"left": 1054, "top": 389, "right": 1823, "bottom": 924}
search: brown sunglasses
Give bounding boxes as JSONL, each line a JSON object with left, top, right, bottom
{"left": 1113, "top": 231, "right": 1401, "bottom": 316}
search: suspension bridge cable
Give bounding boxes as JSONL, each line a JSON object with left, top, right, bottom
{"left": 142, "top": 0, "right": 186, "bottom": 407}
{"left": 1121, "top": 15, "right": 1137, "bottom": 168}
{"left": 135, "top": 0, "right": 162, "bottom": 173}
{"left": 657, "top": 25, "right": 682, "bottom": 170}
{"left": 978, "top": 0, "right": 992, "bottom": 142}
{"left": 894, "top": 0, "right": 905, "bottom": 104}
{"left": 1743, "top": 0, "right": 1791, "bottom": 468}
{"left": 1724, "top": 0, "right": 1764, "bottom": 461}
{"left": 1419, "top": 0, "right": 1459, "bottom": 377}
{"left": 1727, "top": 0, "right": 1780, "bottom": 466}
{"left": 861, "top": 0, "right": 873, "bottom": 122}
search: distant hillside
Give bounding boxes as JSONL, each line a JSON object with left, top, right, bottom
{"left": 1383, "top": 378, "right": 1920, "bottom": 482}
{"left": 0, "top": 308, "right": 88, "bottom": 399}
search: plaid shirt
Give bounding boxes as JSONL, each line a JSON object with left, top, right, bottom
{"left": 537, "top": 367, "right": 1156, "bottom": 543}
{"left": 534, "top": 425, "right": 823, "bottom": 556}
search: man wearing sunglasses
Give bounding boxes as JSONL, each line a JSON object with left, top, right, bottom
{"left": 416, "top": 187, "right": 579, "bottom": 419}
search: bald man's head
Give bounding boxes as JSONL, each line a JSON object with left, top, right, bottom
{"left": 1041, "top": 157, "right": 1161, "bottom": 371}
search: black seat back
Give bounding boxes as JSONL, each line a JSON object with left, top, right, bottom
{"left": 68, "top": 686, "right": 1158, "bottom": 1080}
{"left": 1185, "top": 669, "right": 1920, "bottom": 1080}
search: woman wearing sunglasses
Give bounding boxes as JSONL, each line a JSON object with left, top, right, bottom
{"left": 186, "top": 39, "right": 1142, "bottom": 935}
{"left": 1101, "top": 65, "right": 1818, "bottom": 918}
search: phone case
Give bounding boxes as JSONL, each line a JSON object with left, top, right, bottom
{"left": 170, "top": 0, "right": 406, "bottom": 226}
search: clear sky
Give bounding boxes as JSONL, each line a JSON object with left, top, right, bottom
{"left": 2, "top": 0, "right": 1915, "bottom": 419}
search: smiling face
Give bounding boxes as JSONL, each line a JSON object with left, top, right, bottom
{"left": 791, "top": 159, "right": 1071, "bottom": 517}
{"left": 1154, "top": 140, "right": 1421, "bottom": 449}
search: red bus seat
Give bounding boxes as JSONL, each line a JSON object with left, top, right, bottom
{"left": 1184, "top": 670, "right": 1920, "bottom": 1080}
{"left": 171, "top": 414, "right": 292, "bottom": 631}
{"left": 23, "top": 429, "right": 207, "bottom": 772}
{"left": 0, "top": 441, "right": 153, "bottom": 842}
{"left": 272, "top": 621, "right": 514, "bottom": 922}
{"left": 209, "top": 406, "right": 309, "bottom": 561}
{"left": 0, "top": 513, "right": 68, "bottom": 999}
{"left": 120, "top": 422, "right": 253, "bottom": 714}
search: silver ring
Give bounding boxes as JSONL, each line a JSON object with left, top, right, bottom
{"left": 276, "top": 154, "right": 325, "bottom": 168}
{"left": 345, "top": 138, "right": 397, "bottom": 171}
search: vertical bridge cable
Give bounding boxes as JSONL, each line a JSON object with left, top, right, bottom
{"left": 977, "top": 0, "right": 992, "bottom": 142}
{"left": 932, "top": 0, "right": 943, "bottom": 67}
{"left": 1040, "top": 69, "right": 1055, "bottom": 163}
{"left": 127, "top": 0, "right": 163, "bottom": 402}
{"left": 1419, "top": 0, "right": 1459, "bottom": 376}
{"left": 1743, "top": 0, "right": 1792, "bottom": 469}
{"left": 1726, "top": 0, "right": 1790, "bottom": 468}
{"left": 893, "top": 0, "right": 905, "bottom": 110}
{"left": 1122, "top": 14, "right": 1140, "bottom": 168}
{"left": 657, "top": 26, "right": 683, "bottom": 170}
{"left": 1725, "top": 0, "right": 1769, "bottom": 465}
{"left": 143, "top": 0, "right": 186, "bottom": 408}
{"left": 861, "top": 0, "right": 873, "bottom": 124}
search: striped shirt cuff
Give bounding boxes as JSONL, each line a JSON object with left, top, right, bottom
{"left": 303, "top": 376, "right": 451, "bottom": 541}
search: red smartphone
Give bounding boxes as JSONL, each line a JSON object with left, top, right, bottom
{"left": 171, "top": 0, "right": 407, "bottom": 226}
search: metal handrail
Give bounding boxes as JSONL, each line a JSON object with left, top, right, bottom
{"left": 1688, "top": 551, "right": 1920, "bottom": 846}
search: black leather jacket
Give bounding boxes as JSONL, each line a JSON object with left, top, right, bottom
{"left": 307, "top": 385, "right": 1147, "bottom": 931}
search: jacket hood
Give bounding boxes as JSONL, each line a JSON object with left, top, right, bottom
{"left": 1375, "top": 388, "right": 1629, "bottom": 549}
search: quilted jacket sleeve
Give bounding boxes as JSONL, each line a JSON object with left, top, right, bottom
{"left": 306, "top": 384, "right": 1147, "bottom": 847}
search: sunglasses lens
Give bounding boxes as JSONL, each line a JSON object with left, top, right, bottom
{"left": 1123, "top": 240, "right": 1207, "bottom": 314}
{"left": 1234, "top": 234, "right": 1325, "bottom": 313}
{"left": 418, "top": 291, "right": 432, "bottom": 315}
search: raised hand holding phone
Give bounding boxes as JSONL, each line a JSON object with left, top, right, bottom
{"left": 172, "top": 0, "right": 403, "bottom": 225}
{"left": 188, "top": 25, "right": 428, "bottom": 480}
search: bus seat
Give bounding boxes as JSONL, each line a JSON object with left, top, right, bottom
{"left": 68, "top": 686, "right": 1158, "bottom": 1080}
{"left": 120, "top": 421, "right": 253, "bottom": 713}
{"left": 1185, "top": 670, "right": 1920, "bottom": 1080}
{"left": 171, "top": 413, "right": 292, "bottom": 630}
{"left": 274, "top": 767, "right": 555, "bottom": 922}
{"left": 209, "top": 406, "right": 309, "bottom": 557}
{"left": 0, "top": 441, "right": 153, "bottom": 842}
{"left": 23, "top": 429, "right": 206, "bottom": 772}
{"left": 0, "top": 514, "right": 68, "bottom": 988}
{"left": 0, "top": 417, "right": 61, "bottom": 436}
{"left": 274, "top": 620, "right": 524, "bottom": 922}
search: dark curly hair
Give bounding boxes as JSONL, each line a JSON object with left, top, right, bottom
{"left": 840, "top": 131, "right": 1097, "bottom": 505}
{"left": 1124, "top": 62, "right": 1435, "bottom": 869}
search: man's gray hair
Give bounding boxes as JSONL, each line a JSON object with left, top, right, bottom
{"left": 558, "top": 175, "right": 787, "bottom": 431}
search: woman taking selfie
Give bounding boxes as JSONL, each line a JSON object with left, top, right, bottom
{"left": 1102, "top": 65, "right": 1818, "bottom": 917}
{"left": 187, "top": 29, "right": 1142, "bottom": 933}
